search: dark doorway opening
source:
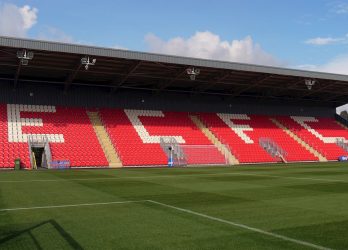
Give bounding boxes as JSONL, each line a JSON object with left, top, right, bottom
{"left": 32, "top": 147, "right": 44, "bottom": 168}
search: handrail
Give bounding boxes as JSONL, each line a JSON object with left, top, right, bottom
{"left": 259, "top": 137, "right": 287, "bottom": 161}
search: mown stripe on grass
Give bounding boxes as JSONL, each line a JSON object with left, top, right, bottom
{"left": 0, "top": 198, "right": 334, "bottom": 249}
{"left": 147, "top": 200, "right": 331, "bottom": 250}
{"left": 0, "top": 172, "right": 347, "bottom": 184}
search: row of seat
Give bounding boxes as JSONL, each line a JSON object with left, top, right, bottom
{"left": 100, "top": 109, "right": 224, "bottom": 166}
{"left": 276, "top": 116, "right": 348, "bottom": 160}
{"left": 1, "top": 104, "right": 348, "bottom": 168}
{"left": 1, "top": 104, "right": 108, "bottom": 168}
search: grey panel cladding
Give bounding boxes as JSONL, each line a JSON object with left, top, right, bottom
{"left": 0, "top": 81, "right": 335, "bottom": 117}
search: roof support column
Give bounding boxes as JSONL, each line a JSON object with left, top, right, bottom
{"left": 13, "top": 62, "right": 21, "bottom": 90}
{"left": 64, "top": 61, "right": 82, "bottom": 94}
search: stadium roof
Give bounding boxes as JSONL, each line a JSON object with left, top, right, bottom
{"left": 0, "top": 35, "right": 347, "bottom": 106}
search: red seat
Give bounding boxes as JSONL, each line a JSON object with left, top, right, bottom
{"left": 1, "top": 103, "right": 347, "bottom": 168}
{"left": 0, "top": 104, "right": 108, "bottom": 169}
{"left": 99, "top": 109, "right": 225, "bottom": 166}
{"left": 275, "top": 116, "right": 348, "bottom": 160}
{"left": 198, "top": 113, "right": 318, "bottom": 163}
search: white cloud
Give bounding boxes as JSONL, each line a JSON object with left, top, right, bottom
{"left": 296, "top": 64, "right": 318, "bottom": 70}
{"left": 0, "top": 3, "right": 76, "bottom": 44}
{"left": 0, "top": 3, "right": 38, "bottom": 37}
{"left": 37, "top": 26, "right": 74, "bottom": 43}
{"left": 305, "top": 33, "right": 348, "bottom": 46}
{"left": 334, "top": 3, "right": 348, "bottom": 14}
{"left": 316, "top": 55, "right": 348, "bottom": 75}
{"left": 145, "top": 31, "right": 282, "bottom": 66}
{"left": 19, "top": 5, "right": 38, "bottom": 29}
{"left": 296, "top": 54, "right": 348, "bottom": 75}
{"left": 112, "top": 45, "right": 128, "bottom": 50}
{"left": 305, "top": 36, "right": 345, "bottom": 45}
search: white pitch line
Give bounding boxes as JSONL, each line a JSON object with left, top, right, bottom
{"left": 0, "top": 198, "right": 334, "bottom": 249}
{"left": 0, "top": 171, "right": 347, "bottom": 184}
{"left": 0, "top": 200, "right": 145, "bottom": 212}
{"left": 147, "top": 200, "right": 331, "bottom": 250}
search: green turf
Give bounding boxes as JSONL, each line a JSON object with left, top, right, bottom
{"left": 1, "top": 162, "right": 348, "bottom": 249}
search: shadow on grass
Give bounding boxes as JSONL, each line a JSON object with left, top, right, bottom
{"left": 0, "top": 219, "right": 82, "bottom": 249}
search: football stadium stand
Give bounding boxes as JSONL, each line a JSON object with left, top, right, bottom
{"left": 99, "top": 109, "right": 226, "bottom": 166}
{"left": 1, "top": 36, "right": 348, "bottom": 169}
{"left": 2, "top": 103, "right": 348, "bottom": 168}
{"left": 197, "top": 113, "right": 320, "bottom": 163}
{"left": 275, "top": 116, "right": 348, "bottom": 160}
{"left": 3, "top": 104, "right": 108, "bottom": 169}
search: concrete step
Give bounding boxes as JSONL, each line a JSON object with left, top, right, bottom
{"left": 270, "top": 118, "right": 327, "bottom": 162}
{"left": 87, "top": 111, "right": 122, "bottom": 167}
{"left": 190, "top": 115, "right": 239, "bottom": 165}
{"left": 109, "top": 163, "right": 122, "bottom": 168}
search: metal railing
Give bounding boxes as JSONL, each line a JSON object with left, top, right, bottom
{"left": 160, "top": 137, "right": 187, "bottom": 166}
{"left": 336, "top": 138, "right": 348, "bottom": 152}
{"left": 259, "top": 137, "right": 287, "bottom": 161}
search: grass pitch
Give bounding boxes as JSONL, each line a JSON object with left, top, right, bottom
{"left": 1, "top": 162, "right": 348, "bottom": 249}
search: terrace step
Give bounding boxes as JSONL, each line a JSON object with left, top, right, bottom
{"left": 87, "top": 111, "right": 122, "bottom": 168}
{"left": 270, "top": 118, "right": 327, "bottom": 162}
{"left": 190, "top": 115, "right": 239, "bottom": 165}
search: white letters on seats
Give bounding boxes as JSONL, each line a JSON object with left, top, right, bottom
{"left": 7, "top": 104, "right": 64, "bottom": 143}
{"left": 291, "top": 116, "right": 342, "bottom": 143}
{"left": 217, "top": 113, "right": 254, "bottom": 144}
{"left": 124, "top": 109, "right": 185, "bottom": 143}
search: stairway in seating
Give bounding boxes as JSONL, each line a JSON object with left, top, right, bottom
{"left": 190, "top": 115, "right": 239, "bottom": 165}
{"left": 270, "top": 118, "right": 327, "bottom": 162}
{"left": 87, "top": 112, "right": 122, "bottom": 168}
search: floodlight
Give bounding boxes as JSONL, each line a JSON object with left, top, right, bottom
{"left": 81, "top": 56, "right": 96, "bottom": 70}
{"left": 27, "top": 51, "right": 34, "bottom": 59}
{"left": 81, "top": 57, "right": 88, "bottom": 64}
{"left": 186, "top": 67, "right": 200, "bottom": 81}
{"left": 17, "top": 49, "right": 34, "bottom": 65}
{"left": 17, "top": 50, "right": 24, "bottom": 58}
{"left": 305, "top": 79, "right": 316, "bottom": 90}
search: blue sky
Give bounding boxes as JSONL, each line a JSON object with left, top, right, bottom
{"left": 1, "top": 0, "right": 348, "bottom": 74}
